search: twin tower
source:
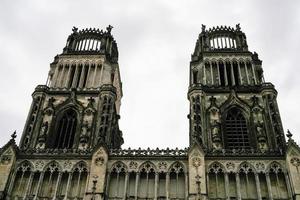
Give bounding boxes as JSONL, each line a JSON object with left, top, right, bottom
{"left": 0, "top": 24, "right": 300, "bottom": 200}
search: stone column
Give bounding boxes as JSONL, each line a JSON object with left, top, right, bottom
{"left": 123, "top": 172, "right": 129, "bottom": 200}
{"left": 284, "top": 172, "right": 293, "bottom": 200}
{"left": 166, "top": 172, "right": 170, "bottom": 200}
{"left": 230, "top": 62, "right": 235, "bottom": 86}
{"left": 23, "top": 171, "right": 34, "bottom": 200}
{"left": 64, "top": 172, "right": 73, "bottom": 200}
{"left": 79, "top": 64, "right": 86, "bottom": 88}
{"left": 224, "top": 173, "right": 230, "bottom": 200}
{"left": 6, "top": 171, "right": 17, "bottom": 198}
{"left": 255, "top": 173, "right": 262, "bottom": 200}
{"left": 217, "top": 62, "right": 221, "bottom": 85}
{"left": 72, "top": 64, "right": 79, "bottom": 88}
{"left": 59, "top": 65, "right": 66, "bottom": 87}
{"left": 52, "top": 65, "right": 60, "bottom": 87}
{"left": 53, "top": 172, "right": 63, "bottom": 200}
{"left": 92, "top": 65, "right": 98, "bottom": 87}
{"left": 210, "top": 62, "right": 214, "bottom": 85}
{"left": 33, "top": 172, "right": 44, "bottom": 200}
{"left": 235, "top": 173, "right": 241, "bottom": 200}
{"left": 224, "top": 63, "right": 228, "bottom": 86}
{"left": 251, "top": 63, "right": 257, "bottom": 85}
{"left": 266, "top": 173, "right": 273, "bottom": 200}
{"left": 86, "top": 63, "right": 91, "bottom": 88}
{"left": 65, "top": 65, "right": 72, "bottom": 88}
{"left": 245, "top": 64, "right": 250, "bottom": 85}
{"left": 134, "top": 172, "right": 140, "bottom": 200}
{"left": 76, "top": 172, "right": 82, "bottom": 198}
{"left": 185, "top": 172, "right": 189, "bottom": 200}
{"left": 203, "top": 64, "right": 207, "bottom": 85}
{"left": 154, "top": 172, "right": 159, "bottom": 200}
{"left": 237, "top": 62, "right": 242, "bottom": 85}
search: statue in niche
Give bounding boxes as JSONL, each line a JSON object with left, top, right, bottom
{"left": 79, "top": 121, "right": 90, "bottom": 150}
{"left": 256, "top": 121, "right": 268, "bottom": 151}
{"left": 211, "top": 120, "right": 222, "bottom": 150}
{"left": 40, "top": 121, "right": 48, "bottom": 136}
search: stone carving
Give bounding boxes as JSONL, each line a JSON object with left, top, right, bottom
{"left": 290, "top": 157, "right": 300, "bottom": 167}
{"left": 239, "top": 162, "right": 253, "bottom": 173}
{"left": 1, "top": 155, "right": 12, "bottom": 165}
{"left": 34, "top": 160, "right": 45, "bottom": 171}
{"left": 95, "top": 157, "right": 105, "bottom": 166}
{"left": 140, "top": 162, "right": 155, "bottom": 173}
{"left": 209, "top": 162, "right": 223, "bottom": 173}
{"left": 46, "top": 162, "right": 60, "bottom": 172}
{"left": 111, "top": 162, "right": 127, "bottom": 173}
{"left": 226, "top": 162, "right": 235, "bottom": 171}
{"left": 158, "top": 161, "right": 167, "bottom": 171}
{"left": 129, "top": 161, "right": 138, "bottom": 170}
{"left": 170, "top": 162, "right": 184, "bottom": 173}
{"left": 255, "top": 162, "right": 266, "bottom": 172}
{"left": 192, "top": 157, "right": 201, "bottom": 167}
{"left": 63, "top": 160, "right": 73, "bottom": 171}
{"left": 269, "top": 162, "right": 283, "bottom": 173}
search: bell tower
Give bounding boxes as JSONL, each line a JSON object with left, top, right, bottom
{"left": 19, "top": 25, "right": 124, "bottom": 151}
{"left": 188, "top": 24, "right": 286, "bottom": 154}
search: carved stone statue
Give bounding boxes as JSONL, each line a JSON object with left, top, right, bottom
{"left": 40, "top": 121, "right": 48, "bottom": 136}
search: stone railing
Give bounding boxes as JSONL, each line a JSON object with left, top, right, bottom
{"left": 109, "top": 147, "right": 189, "bottom": 157}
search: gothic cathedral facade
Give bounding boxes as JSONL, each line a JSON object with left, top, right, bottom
{"left": 0, "top": 25, "right": 300, "bottom": 200}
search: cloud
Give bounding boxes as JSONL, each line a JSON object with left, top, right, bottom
{"left": 0, "top": 0, "right": 299, "bottom": 148}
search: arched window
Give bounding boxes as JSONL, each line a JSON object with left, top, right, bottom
{"left": 224, "top": 107, "right": 250, "bottom": 149}
{"left": 52, "top": 109, "right": 77, "bottom": 149}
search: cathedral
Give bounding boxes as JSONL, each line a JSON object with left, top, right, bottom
{"left": 0, "top": 24, "right": 300, "bottom": 200}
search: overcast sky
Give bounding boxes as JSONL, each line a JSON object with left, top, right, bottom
{"left": 0, "top": 0, "right": 300, "bottom": 149}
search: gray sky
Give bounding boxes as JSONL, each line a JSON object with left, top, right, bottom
{"left": 0, "top": 0, "right": 300, "bottom": 148}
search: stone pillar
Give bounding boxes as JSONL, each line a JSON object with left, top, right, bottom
{"left": 224, "top": 173, "right": 230, "bottom": 200}
{"left": 224, "top": 63, "right": 228, "bottom": 86}
{"left": 123, "top": 172, "right": 129, "bottom": 200}
{"left": 217, "top": 62, "right": 221, "bottom": 86}
{"left": 79, "top": 64, "right": 86, "bottom": 88}
{"left": 251, "top": 63, "right": 257, "bottom": 85}
{"left": 284, "top": 172, "right": 293, "bottom": 200}
{"left": 134, "top": 172, "right": 140, "bottom": 200}
{"left": 53, "top": 172, "right": 62, "bottom": 200}
{"left": 266, "top": 173, "right": 273, "bottom": 200}
{"left": 33, "top": 172, "right": 44, "bottom": 200}
{"left": 92, "top": 65, "right": 98, "bottom": 87}
{"left": 64, "top": 172, "right": 73, "bottom": 200}
{"left": 72, "top": 64, "right": 79, "bottom": 88}
{"left": 52, "top": 65, "right": 60, "bottom": 87}
{"left": 235, "top": 173, "right": 241, "bottom": 200}
{"left": 185, "top": 172, "right": 189, "bottom": 200}
{"left": 238, "top": 62, "right": 242, "bottom": 85}
{"left": 255, "top": 173, "right": 262, "bottom": 200}
{"left": 210, "top": 62, "right": 214, "bottom": 85}
{"left": 203, "top": 64, "right": 207, "bottom": 85}
{"left": 23, "top": 171, "right": 34, "bottom": 200}
{"left": 166, "top": 172, "right": 170, "bottom": 200}
{"left": 154, "top": 172, "right": 158, "bottom": 200}
{"left": 86, "top": 63, "right": 91, "bottom": 88}
{"left": 245, "top": 64, "right": 250, "bottom": 85}
{"left": 65, "top": 65, "right": 72, "bottom": 88}
{"left": 230, "top": 62, "right": 235, "bottom": 85}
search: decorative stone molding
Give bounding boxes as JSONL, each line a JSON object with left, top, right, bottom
{"left": 192, "top": 157, "right": 201, "bottom": 168}
{"left": 226, "top": 162, "right": 235, "bottom": 172}
{"left": 158, "top": 161, "right": 168, "bottom": 172}
{"left": 34, "top": 160, "right": 45, "bottom": 171}
{"left": 290, "top": 157, "right": 300, "bottom": 167}
{"left": 129, "top": 161, "right": 138, "bottom": 170}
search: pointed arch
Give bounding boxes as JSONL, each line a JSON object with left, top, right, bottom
{"left": 48, "top": 108, "right": 78, "bottom": 149}
{"left": 223, "top": 107, "right": 251, "bottom": 149}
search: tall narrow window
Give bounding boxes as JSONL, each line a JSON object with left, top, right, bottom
{"left": 224, "top": 108, "right": 250, "bottom": 149}
{"left": 193, "top": 71, "right": 198, "bottom": 84}
{"left": 233, "top": 62, "right": 239, "bottom": 86}
{"left": 52, "top": 109, "right": 77, "bottom": 149}
{"left": 225, "top": 62, "right": 232, "bottom": 86}
{"left": 219, "top": 62, "right": 225, "bottom": 86}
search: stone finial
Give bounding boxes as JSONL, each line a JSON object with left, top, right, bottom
{"left": 11, "top": 130, "right": 17, "bottom": 140}
{"left": 201, "top": 24, "right": 206, "bottom": 33}
{"left": 236, "top": 23, "right": 241, "bottom": 31}
{"left": 72, "top": 26, "right": 78, "bottom": 33}
{"left": 106, "top": 25, "right": 113, "bottom": 33}
{"left": 286, "top": 129, "right": 293, "bottom": 141}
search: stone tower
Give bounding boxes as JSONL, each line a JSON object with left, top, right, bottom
{"left": 0, "top": 24, "right": 300, "bottom": 200}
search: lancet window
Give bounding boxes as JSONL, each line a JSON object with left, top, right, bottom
{"left": 49, "top": 109, "right": 77, "bottom": 149}
{"left": 107, "top": 161, "right": 186, "bottom": 200}
{"left": 9, "top": 161, "right": 88, "bottom": 200}
{"left": 224, "top": 108, "right": 250, "bottom": 149}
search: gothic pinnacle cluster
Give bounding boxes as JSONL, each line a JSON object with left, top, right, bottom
{"left": 0, "top": 24, "right": 299, "bottom": 200}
